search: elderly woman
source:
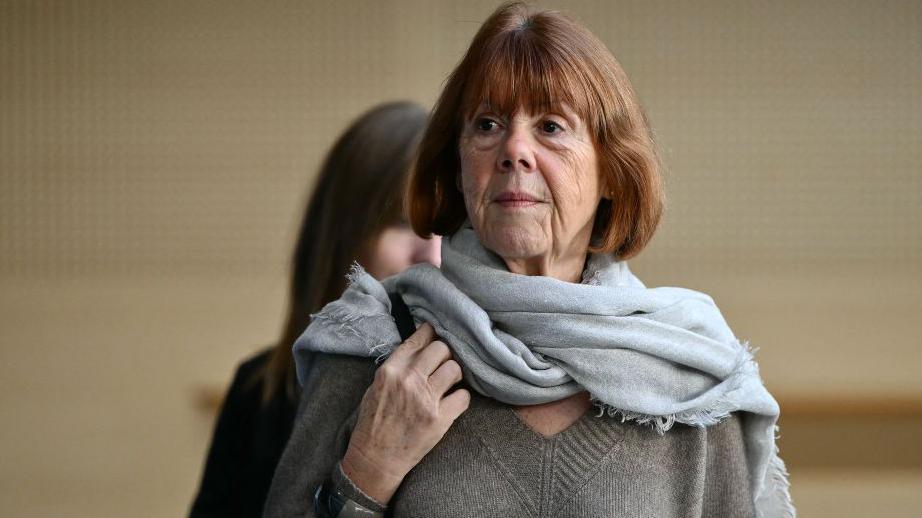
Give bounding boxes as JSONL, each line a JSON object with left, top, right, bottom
{"left": 265, "top": 3, "right": 793, "bottom": 518}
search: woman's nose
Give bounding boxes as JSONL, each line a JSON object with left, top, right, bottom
{"left": 497, "top": 124, "right": 535, "bottom": 173}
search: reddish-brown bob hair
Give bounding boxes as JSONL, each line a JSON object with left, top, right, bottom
{"left": 408, "top": 2, "right": 664, "bottom": 259}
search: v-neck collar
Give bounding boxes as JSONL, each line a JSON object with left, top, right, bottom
{"left": 508, "top": 403, "right": 596, "bottom": 441}
{"left": 461, "top": 393, "right": 627, "bottom": 517}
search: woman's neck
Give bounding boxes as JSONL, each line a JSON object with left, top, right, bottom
{"left": 502, "top": 250, "right": 587, "bottom": 283}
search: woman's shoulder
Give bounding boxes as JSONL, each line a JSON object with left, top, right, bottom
{"left": 295, "top": 291, "right": 411, "bottom": 395}
{"left": 298, "top": 351, "right": 380, "bottom": 403}
{"left": 221, "top": 346, "right": 274, "bottom": 407}
{"left": 234, "top": 347, "right": 274, "bottom": 381}
{"left": 308, "top": 351, "right": 379, "bottom": 379}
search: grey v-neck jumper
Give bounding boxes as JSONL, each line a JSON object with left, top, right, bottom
{"left": 263, "top": 352, "right": 755, "bottom": 518}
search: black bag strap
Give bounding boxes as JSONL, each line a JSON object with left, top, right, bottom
{"left": 388, "top": 292, "right": 416, "bottom": 342}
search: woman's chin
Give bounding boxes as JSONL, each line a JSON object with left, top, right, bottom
{"left": 480, "top": 230, "right": 547, "bottom": 262}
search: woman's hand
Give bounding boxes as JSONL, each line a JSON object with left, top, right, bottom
{"left": 341, "top": 323, "right": 471, "bottom": 505}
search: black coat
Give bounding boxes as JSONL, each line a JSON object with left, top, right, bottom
{"left": 189, "top": 348, "right": 298, "bottom": 518}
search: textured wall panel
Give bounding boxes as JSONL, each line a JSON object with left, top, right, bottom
{"left": 1, "top": 0, "right": 919, "bottom": 277}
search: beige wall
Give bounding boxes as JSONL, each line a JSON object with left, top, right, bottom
{"left": 1, "top": 1, "right": 920, "bottom": 516}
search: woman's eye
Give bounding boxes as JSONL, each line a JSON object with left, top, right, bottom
{"left": 475, "top": 118, "right": 498, "bottom": 132}
{"left": 541, "top": 120, "right": 563, "bottom": 134}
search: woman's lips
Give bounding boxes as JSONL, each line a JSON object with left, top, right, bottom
{"left": 494, "top": 191, "right": 543, "bottom": 208}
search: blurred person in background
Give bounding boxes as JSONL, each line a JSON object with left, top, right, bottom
{"left": 189, "top": 101, "right": 438, "bottom": 518}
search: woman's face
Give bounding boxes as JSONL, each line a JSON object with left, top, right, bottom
{"left": 458, "top": 103, "right": 604, "bottom": 279}
{"left": 364, "top": 224, "right": 441, "bottom": 279}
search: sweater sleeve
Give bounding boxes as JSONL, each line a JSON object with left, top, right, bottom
{"left": 702, "top": 413, "right": 757, "bottom": 517}
{"left": 262, "top": 353, "right": 378, "bottom": 518}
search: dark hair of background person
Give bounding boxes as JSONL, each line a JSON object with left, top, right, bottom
{"left": 261, "top": 101, "right": 429, "bottom": 404}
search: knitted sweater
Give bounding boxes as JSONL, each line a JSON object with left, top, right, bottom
{"left": 263, "top": 352, "right": 755, "bottom": 518}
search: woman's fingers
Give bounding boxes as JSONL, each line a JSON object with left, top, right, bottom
{"left": 414, "top": 340, "right": 451, "bottom": 375}
{"left": 440, "top": 388, "right": 471, "bottom": 421}
{"left": 392, "top": 322, "right": 436, "bottom": 358}
{"left": 428, "top": 359, "right": 462, "bottom": 395}
{"left": 390, "top": 323, "right": 453, "bottom": 378}
{"left": 345, "top": 322, "right": 470, "bottom": 506}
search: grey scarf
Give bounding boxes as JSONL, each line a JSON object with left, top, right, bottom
{"left": 294, "top": 225, "right": 794, "bottom": 518}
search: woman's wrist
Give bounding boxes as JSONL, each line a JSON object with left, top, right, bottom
{"left": 340, "top": 446, "right": 405, "bottom": 506}
{"left": 311, "top": 461, "right": 388, "bottom": 518}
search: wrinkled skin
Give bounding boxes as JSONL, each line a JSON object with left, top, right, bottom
{"left": 458, "top": 103, "right": 606, "bottom": 282}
